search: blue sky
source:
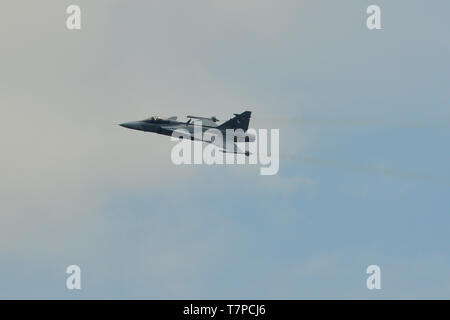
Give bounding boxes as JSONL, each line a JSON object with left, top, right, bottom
{"left": 0, "top": 0, "right": 449, "bottom": 299}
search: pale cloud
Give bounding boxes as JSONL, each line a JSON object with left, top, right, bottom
{"left": 0, "top": 0, "right": 303, "bottom": 259}
{"left": 1, "top": 0, "right": 449, "bottom": 298}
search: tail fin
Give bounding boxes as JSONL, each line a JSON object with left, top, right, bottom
{"left": 218, "top": 111, "right": 252, "bottom": 132}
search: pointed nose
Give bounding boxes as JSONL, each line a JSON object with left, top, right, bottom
{"left": 119, "top": 121, "right": 142, "bottom": 130}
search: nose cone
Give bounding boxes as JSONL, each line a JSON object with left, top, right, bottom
{"left": 119, "top": 121, "right": 142, "bottom": 131}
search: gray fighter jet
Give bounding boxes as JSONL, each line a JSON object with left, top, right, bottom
{"left": 120, "top": 111, "right": 254, "bottom": 155}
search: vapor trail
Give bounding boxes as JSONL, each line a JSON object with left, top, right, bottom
{"left": 256, "top": 117, "right": 450, "bottom": 129}
{"left": 281, "top": 154, "right": 450, "bottom": 185}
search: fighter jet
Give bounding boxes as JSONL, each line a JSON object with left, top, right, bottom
{"left": 120, "top": 111, "right": 254, "bottom": 155}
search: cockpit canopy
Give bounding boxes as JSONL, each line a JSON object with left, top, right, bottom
{"left": 143, "top": 116, "right": 169, "bottom": 124}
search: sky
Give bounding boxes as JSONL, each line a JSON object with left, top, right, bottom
{"left": 0, "top": 0, "right": 449, "bottom": 299}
